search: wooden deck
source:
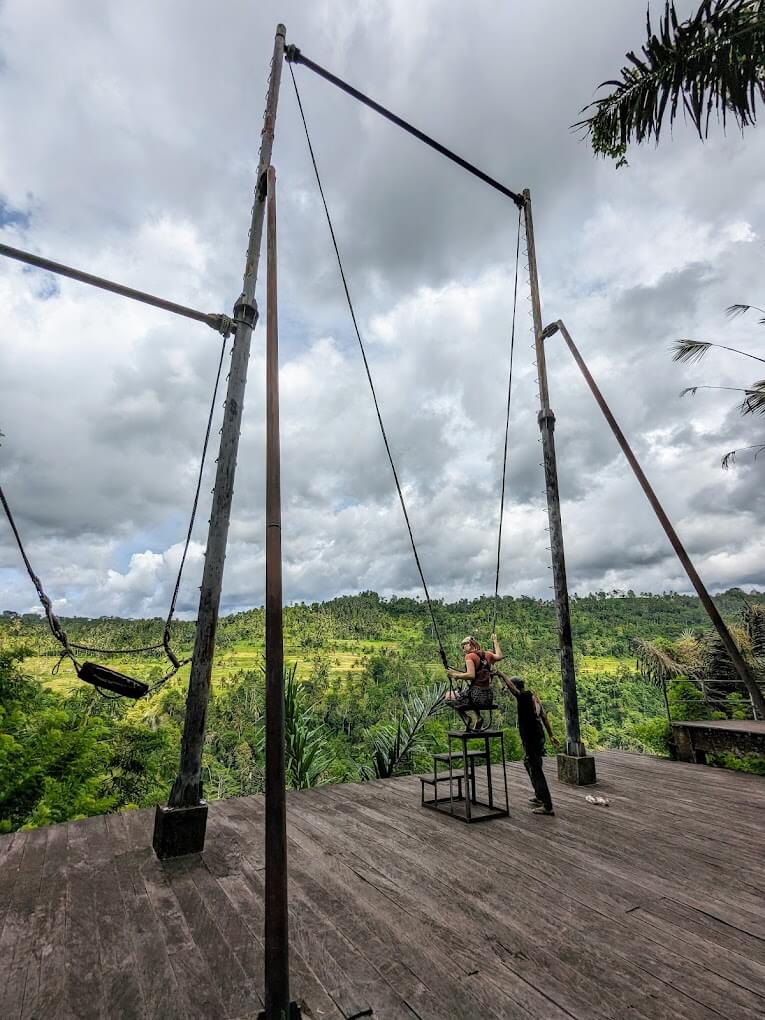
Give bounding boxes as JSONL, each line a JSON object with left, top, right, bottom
{"left": 1, "top": 750, "right": 764, "bottom": 1019}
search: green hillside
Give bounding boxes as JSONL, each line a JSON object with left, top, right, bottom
{"left": 1, "top": 588, "right": 762, "bottom": 832}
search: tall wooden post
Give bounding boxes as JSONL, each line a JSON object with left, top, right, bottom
{"left": 523, "top": 189, "right": 595, "bottom": 784}
{"left": 153, "top": 23, "right": 287, "bottom": 858}
{"left": 262, "top": 166, "right": 294, "bottom": 1019}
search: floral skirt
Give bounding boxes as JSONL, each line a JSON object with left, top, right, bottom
{"left": 451, "top": 684, "right": 493, "bottom": 710}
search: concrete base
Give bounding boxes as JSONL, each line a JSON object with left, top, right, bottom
{"left": 152, "top": 802, "right": 208, "bottom": 860}
{"left": 557, "top": 753, "right": 597, "bottom": 786}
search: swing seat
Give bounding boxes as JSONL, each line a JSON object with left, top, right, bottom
{"left": 78, "top": 661, "right": 149, "bottom": 699}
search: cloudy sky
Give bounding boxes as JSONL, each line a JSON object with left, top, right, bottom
{"left": 0, "top": 0, "right": 763, "bottom": 620}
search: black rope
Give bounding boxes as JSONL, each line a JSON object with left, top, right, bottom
{"left": 0, "top": 482, "right": 79, "bottom": 670}
{"left": 290, "top": 62, "right": 450, "bottom": 673}
{"left": 492, "top": 206, "right": 522, "bottom": 635}
{"left": 161, "top": 334, "right": 229, "bottom": 665}
{"left": 0, "top": 334, "right": 228, "bottom": 692}
{"left": 68, "top": 334, "right": 228, "bottom": 668}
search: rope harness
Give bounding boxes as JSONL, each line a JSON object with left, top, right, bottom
{"left": 0, "top": 333, "right": 229, "bottom": 698}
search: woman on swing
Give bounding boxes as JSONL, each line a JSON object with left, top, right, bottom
{"left": 445, "top": 634, "right": 502, "bottom": 730}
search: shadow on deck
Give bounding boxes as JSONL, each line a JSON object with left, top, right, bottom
{"left": 1, "top": 750, "right": 764, "bottom": 1019}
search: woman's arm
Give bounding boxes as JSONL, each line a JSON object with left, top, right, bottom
{"left": 491, "top": 632, "right": 503, "bottom": 663}
{"left": 447, "top": 655, "right": 477, "bottom": 681}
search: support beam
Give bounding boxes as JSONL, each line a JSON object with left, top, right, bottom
{"left": 153, "top": 23, "right": 287, "bottom": 859}
{"left": 0, "top": 241, "right": 230, "bottom": 334}
{"left": 523, "top": 190, "right": 595, "bottom": 784}
{"left": 285, "top": 45, "right": 523, "bottom": 208}
{"left": 548, "top": 318, "right": 765, "bottom": 721}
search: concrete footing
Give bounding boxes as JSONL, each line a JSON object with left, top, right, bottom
{"left": 557, "top": 753, "right": 597, "bottom": 786}
{"left": 152, "top": 802, "right": 208, "bottom": 859}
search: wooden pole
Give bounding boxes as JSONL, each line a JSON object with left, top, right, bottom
{"left": 522, "top": 190, "right": 589, "bottom": 765}
{"left": 153, "top": 24, "right": 287, "bottom": 858}
{"left": 551, "top": 318, "right": 765, "bottom": 721}
{"left": 263, "top": 165, "right": 291, "bottom": 1017}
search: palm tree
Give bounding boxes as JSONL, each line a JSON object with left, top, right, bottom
{"left": 576, "top": 1, "right": 765, "bottom": 165}
{"left": 635, "top": 609, "right": 765, "bottom": 717}
{"left": 673, "top": 303, "right": 765, "bottom": 467}
{"left": 283, "top": 663, "right": 336, "bottom": 789}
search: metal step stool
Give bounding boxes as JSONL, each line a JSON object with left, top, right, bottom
{"left": 421, "top": 729, "right": 510, "bottom": 822}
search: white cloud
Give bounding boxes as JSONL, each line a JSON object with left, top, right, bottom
{"left": 1, "top": 0, "right": 764, "bottom": 620}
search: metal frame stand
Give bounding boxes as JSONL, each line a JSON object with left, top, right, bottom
{"left": 421, "top": 729, "right": 510, "bottom": 823}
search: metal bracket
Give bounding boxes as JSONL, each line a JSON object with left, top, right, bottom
{"left": 537, "top": 408, "right": 556, "bottom": 426}
{"left": 285, "top": 43, "right": 301, "bottom": 63}
{"left": 232, "top": 294, "right": 259, "bottom": 331}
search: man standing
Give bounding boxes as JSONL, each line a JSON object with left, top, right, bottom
{"left": 500, "top": 675, "right": 559, "bottom": 816}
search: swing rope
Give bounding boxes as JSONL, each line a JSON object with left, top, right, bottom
{"left": 491, "top": 205, "right": 522, "bottom": 636}
{"left": 290, "top": 64, "right": 523, "bottom": 694}
{"left": 289, "top": 61, "right": 451, "bottom": 674}
{"left": 0, "top": 333, "right": 229, "bottom": 695}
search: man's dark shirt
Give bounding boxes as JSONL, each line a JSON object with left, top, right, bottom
{"left": 517, "top": 689, "right": 544, "bottom": 751}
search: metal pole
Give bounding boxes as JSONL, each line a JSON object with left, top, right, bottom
{"left": 523, "top": 190, "right": 588, "bottom": 761}
{"left": 550, "top": 318, "right": 765, "bottom": 721}
{"left": 0, "top": 241, "right": 229, "bottom": 334}
{"left": 264, "top": 165, "right": 290, "bottom": 1018}
{"left": 285, "top": 47, "right": 524, "bottom": 208}
{"left": 153, "top": 24, "right": 287, "bottom": 858}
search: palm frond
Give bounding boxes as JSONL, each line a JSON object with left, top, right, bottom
{"left": 672, "top": 339, "right": 713, "bottom": 364}
{"left": 679, "top": 384, "right": 753, "bottom": 397}
{"left": 721, "top": 442, "right": 765, "bottom": 467}
{"left": 576, "top": 1, "right": 765, "bottom": 159}
{"left": 283, "top": 663, "right": 336, "bottom": 789}
{"left": 743, "top": 603, "right": 765, "bottom": 657}
{"left": 741, "top": 380, "right": 765, "bottom": 414}
{"left": 363, "top": 682, "right": 446, "bottom": 780}
{"left": 673, "top": 338, "right": 765, "bottom": 365}
{"left": 634, "top": 636, "right": 698, "bottom": 686}
{"left": 726, "top": 303, "right": 765, "bottom": 324}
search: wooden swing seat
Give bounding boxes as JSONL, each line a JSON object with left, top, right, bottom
{"left": 78, "top": 661, "right": 149, "bottom": 699}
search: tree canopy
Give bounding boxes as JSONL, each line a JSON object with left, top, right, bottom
{"left": 577, "top": 1, "right": 765, "bottom": 165}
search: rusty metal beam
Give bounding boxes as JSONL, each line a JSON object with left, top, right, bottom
{"left": 0, "top": 241, "right": 230, "bottom": 334}
{"left": 547, "top": 318, "right": 765, "bottom": 720}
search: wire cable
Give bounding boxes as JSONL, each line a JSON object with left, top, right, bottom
{"left": 492, "top": 206, "right": 522, "bottom": 635}
{"left": 289, "top": 61, "right": 451, "bottom": 672}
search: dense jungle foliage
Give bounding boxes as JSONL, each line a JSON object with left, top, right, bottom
{"left": 1, "top": 588, "right": 763, "bottom": 832}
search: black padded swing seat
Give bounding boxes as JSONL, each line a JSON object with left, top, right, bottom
{"left": 78, "top": 661, "right": 149, "bottom": 699}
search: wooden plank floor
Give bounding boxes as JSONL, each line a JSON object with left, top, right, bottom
{"left": 1, "top": 750, "right": 764, "bottom": 1019}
